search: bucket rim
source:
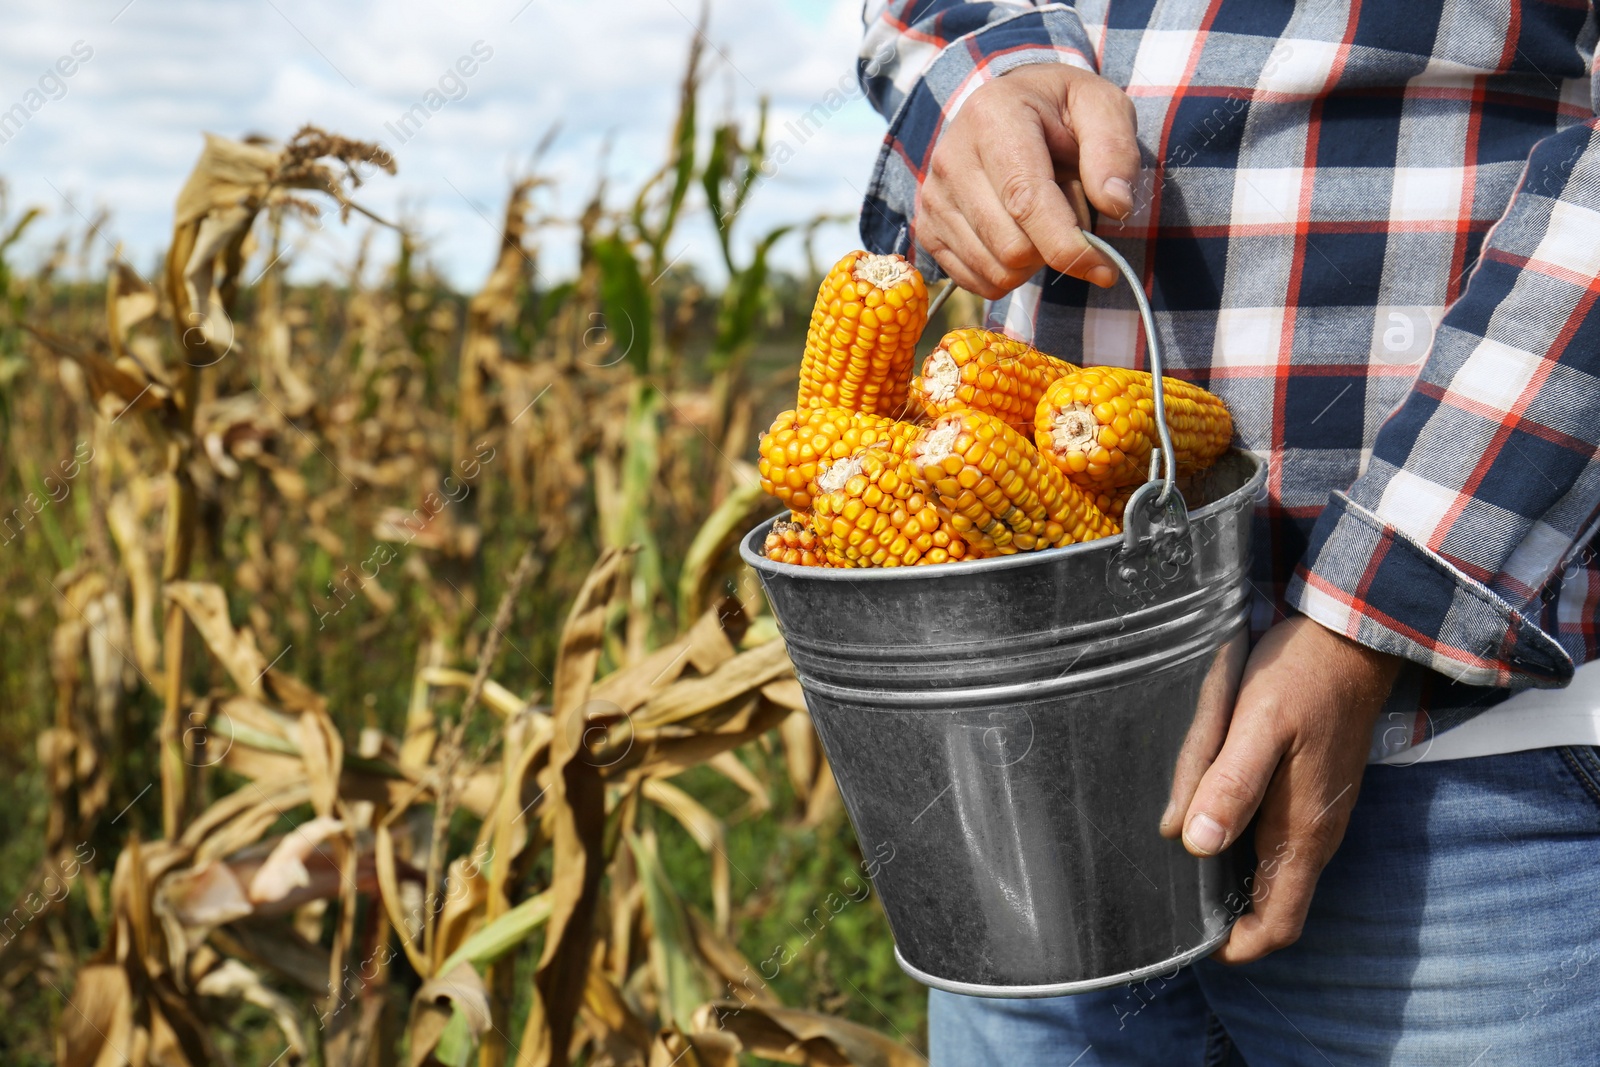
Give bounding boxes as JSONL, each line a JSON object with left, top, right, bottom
{"left": 740, "top": 447, "right": 1266, "bottom": 581}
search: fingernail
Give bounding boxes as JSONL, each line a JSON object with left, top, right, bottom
{"left": 1103, "top": 176, "right": 1134, "bottom": 209}
{"left": 1087, "top": 265, "right": 1116, "bottom": 287}
{"left": 1184, "top": 813, "right": 1226, "bottom": 856}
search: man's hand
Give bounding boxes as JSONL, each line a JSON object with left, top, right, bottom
{"left": 917, "top": 63, "right": 1140, "bottom": 299}
{"left": 1160, "top": 616, "right": 1402, "bottom": 964}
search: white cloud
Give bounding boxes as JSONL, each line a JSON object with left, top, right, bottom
{"left": 0, "top": 0, "right": 885, "bottom": 289}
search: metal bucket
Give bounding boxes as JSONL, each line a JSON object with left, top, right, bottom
{"left": 739, "top": 235, "right": 1264, "bottom": 997}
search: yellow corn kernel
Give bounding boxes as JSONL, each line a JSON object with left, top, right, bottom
{"left": 795, "top": 251, "right": 929, "bottom": 416}
{"left": 812, "top": 449, "right": 976, "bottom": 567}
{"left": 1034, "top": 367, "right": 1233, "bottom": 489}
{"left": 756, "top": 407, "right": 922, "bottom": 512}
{"left": 762, "top": 518, "right": 830, "bottom": 567}
{"left": 912, "top": 410, "right": 1117, "bottom": 555}
{"left": 910, "top": 328, "right": 1073, "bottom": 431}
{"left": 1092, "top": 484, "right": 1139, "bottom": 534}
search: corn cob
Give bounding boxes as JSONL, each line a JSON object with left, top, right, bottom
{"left": 796, "top": 251, "right": 929, "bottom": 416}
{"left": 763, "top": 518, "right": 830, "bottom": 567}
{"left": 812, "top": 449, "right": 976, "bottom": 567}
{"left": 1034, "top": 367, "right": 1232, "bottom": 489}
{"left": 757, "top": 407, "right": 922, "bottom": 511}
{"left": 910, "top": 328, "right": 1073, "bottom": 431}
{"left": 912, "top": 410, "right": 1117, "bottom": 555}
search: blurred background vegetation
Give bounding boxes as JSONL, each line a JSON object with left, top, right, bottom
{"left": 0, "top": 22, "right": 979, "bottom": 1067}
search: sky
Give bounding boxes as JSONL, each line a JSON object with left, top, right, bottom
{"left": 0, "top": 0, "right": 887, "bottom": 290}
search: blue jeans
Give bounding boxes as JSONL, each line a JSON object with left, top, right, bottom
{"left": 929, "top": 746, "right": 1600, "bottom": 1066}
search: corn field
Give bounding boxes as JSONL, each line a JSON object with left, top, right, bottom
{"left": 0, "top": 30, "right": 979, "bottom": 1067}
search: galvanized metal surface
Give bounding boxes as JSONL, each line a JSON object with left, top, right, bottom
{"left": 741, "top": 450, "right": 1263, "bottom": 996}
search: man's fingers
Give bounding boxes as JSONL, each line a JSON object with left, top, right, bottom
{"left": 1211, "top": 825, "right": 1323, "bottom": 964}
{"left": 1181, "top": 715, "right": 1286, "bottom": 857}
{"left": 1054, "top": 76, "right": 1140, "bottom": 220}
{"left": 920, "top": 181, "right": 1035, "bottom": 298}
{"left": 947, "top": 175, "right": 1047, "bottom": 278}
{"left": 978, "top": 131, "right": 1114, "bottom": 287}
{"left": 1159, "top": 691, "right": 1235, "bottom": 839}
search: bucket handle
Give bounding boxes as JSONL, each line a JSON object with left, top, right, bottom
{"left": 1078, "top": 232, "right": 1178, "bottom": 508}
{"left": 1076, "top": 233, "right": 1195, "bottom": 580}
{"left": 926, "top": 234, "right": 1192, "bottom": 560}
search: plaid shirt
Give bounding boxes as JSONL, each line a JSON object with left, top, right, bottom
{"left": 858, "top": 0, "right": 1600, "bottom": 738}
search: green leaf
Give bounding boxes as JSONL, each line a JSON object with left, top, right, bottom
{"left": 433, "top": 1011, "right": 475, "bottom": 1067}
{"left": 628, "top": 828, "right": 712, "bottom": 1030}
{"left": 701, "top": 124, "right": 734, "bottom": 271}
{"left": 710, "top": 223, "right": 794, "bottom": 373}
{"left": 436, "top": 890, "right": 554, "bottom": 978}
{"left": 733, "top": 97, "right": 770, "bottom": 219}
{"left": 657, "top": 31, "right": 703, "bottom": 268}
{"left": 0, "top": 207, "right": 41, "bottom": 260}
{"left": 592, "top": 235, "right": 653, "bottom": 377}
{"left": 677, "top": 476, "right": 768, "bottom": 621}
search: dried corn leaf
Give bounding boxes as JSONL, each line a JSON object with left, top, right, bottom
{"left": 375, "top": 821, "right": 430, "bottom": 976}
{"left": 780, "top": 712, "right": 819, "bottom": 808}
{"left": 760, "top": 677, "right": 808, "bottom": 712}
{"left": 188, "top": 779, "right": 311, "bottom": 861}
{"left": 519, "top": 547, "right": 633, "bottom": 1067}
{"left": 801, "top": 761, "right": 842, "bottom": 830}
{"left": 420, "top": 666, "right": 534, "bottom": 718}
{"left": 108, "top": 259, "right": 160, "bottom": 361}
{"left": 159, "top": 857, "right": 253, "bottom": 928}
{"left": 409, "top": 961, "right": 492, "bottom": 1067}
{"left": 26, "top": 324, "right": 171, "bottom": 419}
{"left": 685, "top": 907, "right": 780, "bottom": 1008}
{"left": 296, "top": 708, "right": 345, "bottom": 818}
{"left": 165, "top": 581, "right": 268, "bottom": 698}
{"left": 212, "top": 920, "right": 330, "bottom": 995}
{"left": 683, "top": 595, "right": 744, "bottom": 674}
{"left": 589, "top": 637, "right": 694, "bottom": 716}
{"left": 633, "top": 638, "right": 792, "bottom": 729}
{"left": 194, "top": 958, "right": 310, "bottom": 1063}
{"left": 693, "top": 1002, "right": 927, "bottom": 1067}
{"left": 431, "top": 855, "right": 489, "bottom": 975}
{"left": 247, "top": 815, "right": 345, "bottom": 902}
{"left": 107, "top": 490, "right": 164, "bottom": 678}
{"left": 648, "top": 1028, "right": 740, "bottom": 1067}
{"left": 59, "top": 962, "right": 137, "bottom": 1067}
{"left": 582, "top": 966, "right": 653, "bottom": 1067}
{"left": 623, "top": 697, "right": 788, "bottom": 783}
{"left": 706, "top": 749, "right": 770, "bottom": 814}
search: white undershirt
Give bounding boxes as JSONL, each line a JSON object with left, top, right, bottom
{"left": 1378, "top": 657, "right": 1600, "bottom": 765}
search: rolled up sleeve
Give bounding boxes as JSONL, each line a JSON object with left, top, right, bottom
{"left": 1288, "top": 121, "right": 1600, "bottom": 691}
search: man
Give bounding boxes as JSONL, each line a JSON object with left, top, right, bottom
{"left": 858, "top": 1, "right": 1600, "bottom": 1062}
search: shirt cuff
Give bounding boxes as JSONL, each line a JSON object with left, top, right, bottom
{"left": 860, "top": 6, "right": 1098, "bottom": 278}
{"left": 1286, "top": 491, "right": 1572, "bottom": 690}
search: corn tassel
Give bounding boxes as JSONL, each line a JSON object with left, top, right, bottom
{"left": 910, "top": 328, "right": 1072, "bottom": 430}
{"left": 795, "top": 251, "right": 928, "bottom": 416}
{"left": 913, "top": 410, "right": 1116, "bottom": 555}
{"left": 813, "top": 449, "right": 976, "bottom": 567}
{"left": 757, "top": 407, "right": 921, "bottom": 512}
{"left": 1034, "top": 366, "right": 1232, "bottom": 489}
